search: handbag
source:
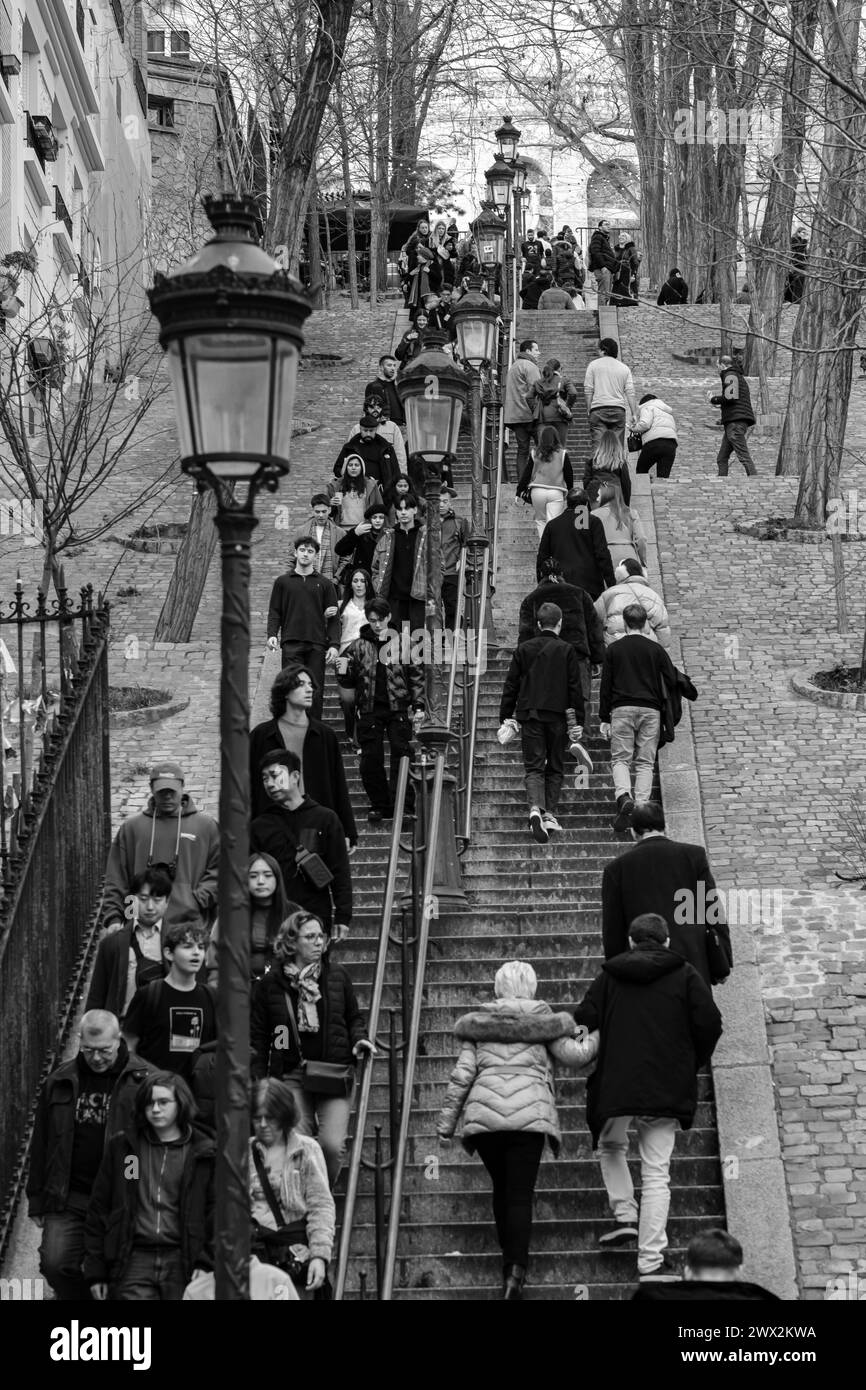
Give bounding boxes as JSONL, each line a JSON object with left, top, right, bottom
{"left": 705, "top": 927, "right": 731, "bottom": 986}
{"left": 294, "top": 845, "right": 334, "bottom": 890}
{"left": 555, "top": 396, "right": 573, "bottom": 422}
{"left": 286, "top": 994, "right": 355, "bottom": 1097}
{"left": 626, "top": 430, "right": 643, "bottom": 453}
{"left": 250, "top": 1143, "right": 310, "bottom": 1284}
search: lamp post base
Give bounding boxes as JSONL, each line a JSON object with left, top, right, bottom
{"left": 400, "top": 725, "right": 467, "bottom": 912}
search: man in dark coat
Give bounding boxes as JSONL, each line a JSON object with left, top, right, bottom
{"left": 251, "top": 750, "right": 352, "bottom": 941}
{"left": 363, "top": 354, "right": 405, "bottom": 426}
{"left": 249, "top": 664, "right": 357, "bottom": 848}
{"left": 588, "top": 220, "right": 618, "bottom": 305}
{"left": 27, "top": 1010, "right": 157, "bottom": 1299}
{"left": 266, "top": 539, "right": 340, "bottom": 720}
{"left": 710, "top": 354, "right": 757, "bottom": 477}
{"left": 333, "top": 414, "right": 398, "bottom": 491}
{"left": 518, "top": 558, "right": 604, "bottom": 727}
{"left": 657, "top": 268, "right": 689, "bottom": 305}
{"left": 575, "top": 913, "right": 723, "bottom": 1281}
{"left": 536, "top": 488, "right": 615, "bottom": 600}
{"left": 499, "top": 601, "right": 591, "bottom": 843}
{"left": 601, "top": 800, "right": 733, "bottom": 989}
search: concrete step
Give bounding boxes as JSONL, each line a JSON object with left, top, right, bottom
{"left": 348, "top": 1213, "right": 723, "bottom": 1259}
{"left": 346, "top": 1100, "right": 718, "bottom": 1135}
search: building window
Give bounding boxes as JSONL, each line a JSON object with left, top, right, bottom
{"left": 147, "top": 30, "right": 165, "bottom": 54}
{"left": 148, "top": 96, "right": 175, "bottom": 129}
{"left": 170, "top": 30, "right": 190, "bottom": 55}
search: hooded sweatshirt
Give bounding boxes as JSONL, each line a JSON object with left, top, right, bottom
{"left": 657, "top": 271, "right": 689, "bottom": 306}
{"left": 102, "top": 795, "right": 220, "bottom": 930}
{"left": 574, "top": 945, "right": 723, "bottom": 1144}
{"left": 327, "top": 459, "right": 384, "bottom": 529}
{"left": 635, "top": 398, "right": 678, "bottom": 444}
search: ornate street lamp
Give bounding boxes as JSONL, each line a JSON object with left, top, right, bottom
{"left": 450, "top": 284, "right": 499, "bottom": 536}
{"left": 484, "top": 154, "right": 515, "bottom": 217}
{"left": 396, "top": 333, "right": 468, "bottom": 909}
{"left": 511, "top": 156, "right": 528, "bottom": 197}
{"left": 470, "top": 207, "right": 507, "bottom": 271}
{"left": 148, "top": 193, "right": 312, "bottom": 1301}
{"left": 495, "top": 113, "right": 521, "bottom": 163}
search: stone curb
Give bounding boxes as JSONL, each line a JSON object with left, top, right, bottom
{"left": 636, "top": 467, "right": 800, "bottom": 1299}
{"left": 790, "top": 670, "right": 866, "bottom": 711}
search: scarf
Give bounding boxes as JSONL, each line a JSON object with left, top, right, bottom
{"left": 283, "top": 961, "right": 322, "bottom": 1032}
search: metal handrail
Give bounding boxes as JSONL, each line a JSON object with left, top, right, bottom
{"left": 459, "top": 543, "right": 491, "bottom": 844}
{"left": 333, "top": 754, "right": 411, "bottom": 1300}
{"left": 379, "top": 747, "right": 447, "bottom": 1300}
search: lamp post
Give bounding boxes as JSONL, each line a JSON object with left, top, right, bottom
{"left": 450, "top": 282, "right": 500, "bottom": 538}
{"left": 148, "top": 193, "right": 312, "bottom": 1300}
{"left": 483, "top": 154, "right": 515, "bottom": 220}
{"left": 396, "top": 332, "right": 469, "bottom": 713}
{"left": 511, "top": 157, "right": 528, "bottom": 249}
{"left": 495, "top": 112, "right": 522, "bottom": 164}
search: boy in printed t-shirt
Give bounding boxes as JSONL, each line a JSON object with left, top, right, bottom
{"left": 123, "top": 922, "right": 216, "bottom": 1080}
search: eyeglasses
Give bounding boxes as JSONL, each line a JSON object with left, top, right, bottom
{"left": 299, "top": 933, "right": 326, "bottom": 944}
{"left": 80, "top": 1044, "right": 117, "bottom": 1057}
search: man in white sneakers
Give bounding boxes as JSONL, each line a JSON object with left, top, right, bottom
{"left": 499, "top": 602, "right": 592, "bottom": 843}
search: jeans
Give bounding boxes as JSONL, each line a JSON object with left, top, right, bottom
{"left": 593, "top": 267, "right": 612, "bottom": 306}
{"left": 281, "top": 1069, "right": 354, "bottom": 1188}
{"left": 508, "top": 422, "right": 536, "bottom": 482}
{"left": 636, "top": 439, "right": 677, "bottom": 478}
{"left": 717, "top": 422, "right": 757, "bottom": 476}
{"left": 530, "top": 485, "right": 566, "bottom": 540}
{"left": 521, "top": 716, "right": 567, "bottom": 814}
{"left": 589, "top": 406, "right": 626, "bottom": 453}
{"left": 39, "top": 1194, "right": 92, "bottom": 1300}
{"left": 474, "top": 1132, "right": 545, "bottom": 1268}
{"left": 610, "top": 705, "right": 660, "bottom": 802}
{"left": 441, "top": 575, "right": 459, "bottom": 631}
{"left": 281, "top": 640, "right": 327, "bottom": 720}
{"left": 356, "top": 710, "right": 415, "bottom": 816}
{"left": 114, "top": 1245, "right": 187, "bottom": 1301}
{"left": 598, "top": 1115, "right": 679, "bottom": 1274}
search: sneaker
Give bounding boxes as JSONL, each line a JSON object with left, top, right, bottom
{"left": 367, "top": 809, "right": 393, "bottom": 823}
{"left": 639, "top": 1253, "right": 680, "bottom": 1282}
{"left": 570, "top": 740, "right": 593, "bottom": 773}
{"left": 529, "top": 808, "right": 549, "bottom": 844}
{"left": 598, "top": 1224, "right": 638, "bottom": 1248}
{"left": 541, "top": 812, "right": 562, "bottom": 834}
{"left": 612, "top": 795, "right": 634, "bottom": 833}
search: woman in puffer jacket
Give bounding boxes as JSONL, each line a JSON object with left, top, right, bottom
{"left": 633, "top": 392, "right": 679, "bottom": 479}
{"left": 594, "top": 557, "right": 672, "bottom": 648}
{"left": 437, "top": 959, "right": 598, "bottom": 1300}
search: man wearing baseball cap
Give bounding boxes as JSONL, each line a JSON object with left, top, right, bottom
{"left": 332, "top": 413, "right": 398, "bottom": 491}
{"left": 101, "top": 762, "right": 220, "bottom": 933}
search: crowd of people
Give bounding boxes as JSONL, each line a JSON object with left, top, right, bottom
{"left": 23, "top": 283, "right": 770, "bottom": 1304}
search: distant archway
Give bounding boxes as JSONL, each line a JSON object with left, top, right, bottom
{"left": 520, "top": 156, "right": 553, "bottom": 234}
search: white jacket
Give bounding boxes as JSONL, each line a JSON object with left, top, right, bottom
{"left": 594, "top": 577, "right": 672, "bottom": 648}
{"left": 636, "top": 397, "right": 678, "bottom": 443}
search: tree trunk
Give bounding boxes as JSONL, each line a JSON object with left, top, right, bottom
{"left": 744, "top": 0, "right": 818, "bottom": 376}
{"left": 621, "top": 0, "right": 665, "bottom": 282}
{"left": 335, "top": 88, "right": 360, "bottom": 310}
{"left": 370, "top": 0, "right": 391, "bottom": 306}
{"left": 306, "top": 172, "right": 324, "bottom": 309}
{"left": 778, "top": 0, "right": 866, "bottom": 516}
{"left": 153, "top": 488, "right": 220, "bottom": 642}
{"left": 264, "top": 0, "right": 355, "bottom": 258}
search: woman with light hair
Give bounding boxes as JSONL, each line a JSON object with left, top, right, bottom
{"left": 437, "top": 959, "right": 598, "bottom": 1300}
{"left": 582, "top": 427, "right": 632, "bottom": 506}
{"left": 586, "top": 479, "right": 648, "bottom": 571}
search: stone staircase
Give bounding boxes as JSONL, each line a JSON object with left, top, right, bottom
{"left": 331, "top": 308, "right": 726, "bottom": 1300}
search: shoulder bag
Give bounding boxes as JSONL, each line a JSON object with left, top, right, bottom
{"left": 250, "top": 1142, "right": 309, "bottom": 1283}
{"left": 286, "top": 992, "right": 354, "bottom": 1097}
{"left": 705, "top": 927, "right": 731, "bottom": 986}
{"left": 626, "top": 429, "right": 644, "bottom": 453}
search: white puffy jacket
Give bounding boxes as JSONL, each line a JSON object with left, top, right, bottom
{"left": 636, "top": 397, "right": 678, "bottom": 443}
{"left": 594, "top": 577, "right": 672, "bottom": 649}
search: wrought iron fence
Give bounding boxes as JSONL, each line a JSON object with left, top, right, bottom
{"left": 0, "top": 583, "right": 111, "bottom": 1258}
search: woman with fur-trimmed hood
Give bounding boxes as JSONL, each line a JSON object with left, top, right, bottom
{"left": 437, "top": 959, "right": 598, "bottom": 1299}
